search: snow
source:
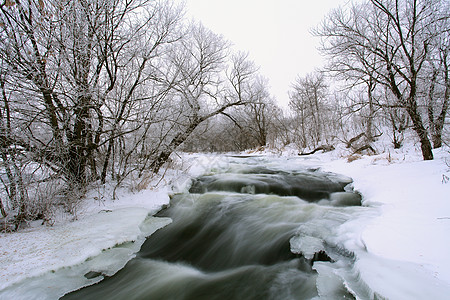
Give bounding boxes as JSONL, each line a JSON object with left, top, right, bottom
{"left": 286, "top": 143, "right": 450, "bottom": 299}
{"left": 0, "top": 188, "right": 172, "bottom": 299}
{"left": 1, "top": 138, "right": 450, "bottom": 299}
{"left": 355, "top": 253, "right": 450, "bottom": 300}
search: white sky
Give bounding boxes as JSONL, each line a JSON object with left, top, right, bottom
{"left": 177, "top": 0, "right": 353, "bottom": 108}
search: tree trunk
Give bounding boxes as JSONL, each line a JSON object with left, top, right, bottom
{"left": 0, "top": 78, "right": 17, "bottom": 207}
{"left": 0, "top": 197, "right": 6, "bottom": 217}
{"left": 386, "top": 60, "right": 433, "bottom": 160}
{"left": 12, "top": 162, "right": 28, "bottom": 219}
{"left": 150, "top": 119, "right": 202, "bottom": 174}
{"left": 150, "top": 99, "right": 245, "bottom": 173}
{"left": 67, "top": 95, "right": 91, "bottom": 184}
{"left": 101, "top": 139, "right": 113, "bottom": 184}
{"left": 366, "top": 77, "right": 375, "bottom": 142}
{"left": 431, "top": 53, "right": 450, "bottom": 148}
{"left": 406, "top": 104, "right": 434, "bottom": 160}
{"left": 0, "top": 153, "right": 17, "bottom": 208}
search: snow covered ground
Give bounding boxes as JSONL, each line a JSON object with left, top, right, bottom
{"left": 0, "top": 187, "right": 172, "bottom": 299}
{"left": 0, "top": 138, "right": 449, "bottom": 299}
{"left": 293, "top": 144, "right": 450, "bottom": 299}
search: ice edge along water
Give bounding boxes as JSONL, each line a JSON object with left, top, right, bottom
{"left": 306, "top": 147, "right": 450, "bottom": 300}
{"left": 0, "top": 199, "right": 172, "bottom": 300}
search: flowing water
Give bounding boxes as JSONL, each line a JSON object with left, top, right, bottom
{"left": 63, "top": 156, "right": 373, "bottom": 299}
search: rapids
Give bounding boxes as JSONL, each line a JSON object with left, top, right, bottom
{"left": 63, "top": 156, "right": 374, "bottom": 299}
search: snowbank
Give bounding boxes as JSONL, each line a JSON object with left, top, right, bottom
{"left": 0, "top": 188, "right": 171, "bottom": 299}
{"left": 291, "top": 144, "right": 450, "bottom": 299}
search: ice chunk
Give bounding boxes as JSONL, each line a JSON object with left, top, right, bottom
{"left": 313, "top": 261, "right": 355, "bottom": 299}
{"left": 290, "top": 235, "right": 324, "bottom": 259}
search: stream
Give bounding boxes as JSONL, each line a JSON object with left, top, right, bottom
{"left": 63, "top": 156, "right": 374, "bottom": 299}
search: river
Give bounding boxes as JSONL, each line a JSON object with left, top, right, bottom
{"left": 63, "top": 156, "right": 375, "bottom": 299}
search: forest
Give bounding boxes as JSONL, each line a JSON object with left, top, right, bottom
{"left": 0, "top": 0, "right": 449, "bottom": 228}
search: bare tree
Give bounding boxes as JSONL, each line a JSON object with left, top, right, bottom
{"left": 289, "top": 72, "right": 329, "bottom": 148}
{"left": 0, "top": 0, "right": 186, "bottom": 220}
{"left": 316, "top": 0, "right": 450, "bottom": 160}
{"left": 98, "top": 0, "right": 184, "bottom": 183}
{"left": 224, "top": 69, "right": 275, "bottom": 149}
{"left": 149, "top": 25, "right": 254, "bottom": 173}
{"left": 425, "top": 28, "right": 450, "bottom": 148}
{"left": 0, "top": 0, "right": 276, "bottom": 223}
{"left": 0, "top": 0, "right": 180, "bottom": 185}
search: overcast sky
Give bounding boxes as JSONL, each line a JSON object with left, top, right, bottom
{"left": 177, "top": 0, "right": 353, "bottom": 108}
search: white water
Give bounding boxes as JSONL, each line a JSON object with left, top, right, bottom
{"left": 63, "top": 156, "right": 377, "bottom": 299}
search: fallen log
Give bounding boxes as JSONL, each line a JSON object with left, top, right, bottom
{"left": 299, "top": 145, "right": 335, "bottom": 156}
{"left": 352, "top": 144, "right": 376, "bottom": 155}
{"left": 346, "top": 133, "right": 365, "bottom": 148}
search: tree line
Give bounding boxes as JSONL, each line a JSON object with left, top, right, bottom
{"left": 1, "top": 0, "right": 448, "bottom": 226}
{"left": 288, "top": 0, "right": 449, "bottom": 159}
{"left": 0, "top": 0, "right": 274, "bottom": 224}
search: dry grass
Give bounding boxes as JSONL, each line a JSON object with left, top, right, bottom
{"left": 346, "top": 154, "right": 362, "bottom": 162}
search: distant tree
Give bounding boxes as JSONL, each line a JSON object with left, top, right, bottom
{"left": 178, "top": 55, "right": 279, "bottom": 153}
{"left": 289, "top": 72, "right": 329, "bottom": 148}
{"left": 229, "top": 74, "right": 275, "bottom": 148}
{"left": 266, "top": 108, "right": 293, "bottom": 150}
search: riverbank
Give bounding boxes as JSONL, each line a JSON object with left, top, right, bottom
{"left": 0, "top": 143, "right": 449, "bottom": 299}
{"left": 0, "top": 186, "right": 173, "bottom": 298}
{"left": 291, "top": 144, "right": 450, "bottom": 299}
